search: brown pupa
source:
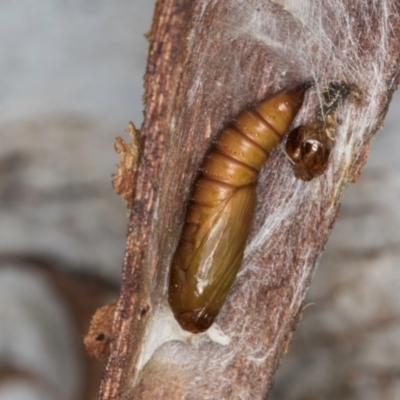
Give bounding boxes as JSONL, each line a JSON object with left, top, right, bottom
{"left": 168, "top": 82, "right": 311, "bottom": 333}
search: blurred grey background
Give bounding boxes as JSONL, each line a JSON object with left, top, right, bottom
{"left": 0, "top": 1, "right": 154, "bottom": 399}
{"left": 0, "top": 1, "right": 399, "bottom": 399}
{"left": 0, "top": 1, "right": 152, "bottom": 281}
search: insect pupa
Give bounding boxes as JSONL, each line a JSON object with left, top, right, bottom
{"left": 168, "top": 82, "right": 311, "bottom": 333}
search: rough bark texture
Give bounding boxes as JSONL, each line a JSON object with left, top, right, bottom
{"left": 99, "top": 1, "right": 400, "bottom": 399}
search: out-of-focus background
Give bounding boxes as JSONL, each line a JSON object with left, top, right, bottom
{"left": 0, "top": 2, "right": 398, "bottom": 399}
{"left": 0, "top": 2, "right": 153, "bottom": 399}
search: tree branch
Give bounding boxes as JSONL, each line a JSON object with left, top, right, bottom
{"left": 98, "top": 1, "right": 400, "bottom": 398}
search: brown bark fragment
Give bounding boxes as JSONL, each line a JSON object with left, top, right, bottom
{"left": 85, "top": 303, "right": 116, "bottom": 361}
{"left": 112, "top": 122, "right": 140, "bottom": 209}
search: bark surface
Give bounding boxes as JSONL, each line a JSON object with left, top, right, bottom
{"left": 99, "top": 1, "right": 400, "bottom": 399}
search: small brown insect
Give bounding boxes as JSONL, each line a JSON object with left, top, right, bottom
{"left": 168, "top": 82, "right": 311, "bottom": 333}
{"left": 285, "top": 115, "right": 335, "bottom": 181}
{"left": 286, "top": 81, "right": 360, "bottom": 181}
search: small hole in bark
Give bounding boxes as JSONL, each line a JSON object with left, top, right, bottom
{"left": 140, "top": 307, "right": 148, "bottom": 317}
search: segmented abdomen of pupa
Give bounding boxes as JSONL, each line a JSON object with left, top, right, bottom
{"left": 168, "top": 82, "right": 310, "bottom": 333}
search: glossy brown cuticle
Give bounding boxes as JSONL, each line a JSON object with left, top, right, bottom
{"left": 168, "top": 83, "right": 311, "bottom": 333}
